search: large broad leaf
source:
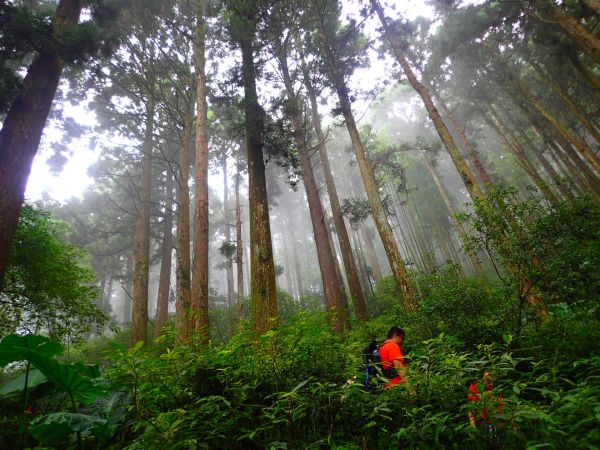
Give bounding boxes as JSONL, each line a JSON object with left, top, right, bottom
{"left": 29, "top": 356, "right": 104, "bottom": 405}
{"left": 0, "top": 369, "right": 48, "bottom": 397}
{"left": 80, "top": 389, "right": 131, "bottom": 427}
{"left": 71, "top": 361, "right": 101, "bottom": 379}
{"left": 29, "top": 412, "right": 110, "bottom": 446}
{"left": 0, "top": 334, "right": 63, "bottom": 366}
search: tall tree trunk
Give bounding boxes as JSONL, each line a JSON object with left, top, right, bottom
{"left": 491, "top": 51, "right": 600, "bottom": 175}
{"left": 176, "top": 101, "right": 194, "bottom": 343}
{"left": 423, "top": 78, "right": 494, "bottom": 190}
{"left": 525, "top": 109, "right": 600, "bottom": 199}
{"left": 515, "top": 125, "right": 572, "bottom": 201}
{"left": 279, "top": 47, "right": 348, "bottom": 330}
{"left": 360, "top": 224, "right": 383, "bottom": 283}
{"left": 223, "top": 157, "right": 235, "bottom": 308}
{"left": 372, "top": 0, "right": 484, "bottom": 202}
{"left": 526, "top": 56, "right": 600, "bottom": 144}
{"left": 291, "top": 225, "right": 304, "bottom": 299}
{"left": 0, "top": 0, "right": 83, "bottom": 286}
{"left": 154, "top": 169, "right": 174, "bottom": 339}
{"left": 312, "top": 2, "right": 414, "bottom": 308}
{"left": 235, "top": 146, "right": 245, "bottom": 319}
{"left": 122, "top": 259, "right": 133, "bottom": 325}
{"left": 238, "top": 7, "right": 278, "bottom": 334}
{"left": 328, "top": 222, "right": 350, "bottom": 309}
{"left": 295, "top": 120, "right": 348, "bottom": 329}
{"left": 104, "top": 276, "right": 114, "bottom": 314}
{"left": 569, "top": 54, "right": 600, "bottom": 93}
{"left": 543, "top": 137, "right": 583, "bottom": 196}
{"left": 528, "top": 94, "right": 600, "bottom": 174}
{"left": 191, "top": 1, "right": 210, "bottom": 341}
{"left": 494, "top": 102, "right": 565, "bottom": 203}
{"left": 384, "top": 184, "right": 421, "bottom": 270}
{"left": 302, "top": 64, "right": 369, "bottom": 321}
{"left": 130, "top": 97, "right": 155, "bottom": 348}
{"left": 541, "top": 2, "right": 600, "bottom": 65}
{"left": 98, "top": 277, "right": 107, "bottom": 331}
{"left": 353, "top": 227, "right": 374, "bottom": 295}
{"left": 423, "top": 158, "right": 485, "bottom": 274}
{"left": 244, "top": 241, "right": 251, "bottom": 300}
{"left": 485, "top": 108, "right": 559, "bottom": 205}
{"left": 281, "top": 224, "right": 295, "bottom": 298}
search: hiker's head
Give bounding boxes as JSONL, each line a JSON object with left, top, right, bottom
{"left": 387, "top": 326, "right": 405, "bottom": 345}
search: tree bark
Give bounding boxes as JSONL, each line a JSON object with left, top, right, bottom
{"left": 353, "top": 227, "right": 374, "bottom": 295}
{"left": 524, "top": 109, "right": 600, "bottom": 200}
{"left": 130, "top": 96, "right": 155, "bottom": 348}
{"left": 542, "top": 2, "right": 600, "bottom": 65}
{"left": 514, "top": 125, "right": 572, "bottom": 201}
{"left": 485, "top": 107, "right": 559, "bottom": 205}
{"left": 280, "top": 223, "right": 295, "bottom": 297}
{"left": 238, "top": 8, "right": 278, "bottom": 335}
{"left": 223, "top": 157, "right": 235, "bottom": 308}
{"left": 291, "top": 224, "right": 304, "bottom": 299}
{"left": 423, "top": 78, "right": 494, "bottom": 190}
{"left": 325, "top": 216, "right": 350, "bottom": 312}
{"left": 191, "top": 0, "right": 210, "bottom": 341}
{"left": 301, "top": 62, "right": 369, "bottom": 321}
{"left": 312, "top": 1, "right": 414, "bottom": 309}
{"left": 372, "top": 0, "right": 484, "bottom": 202}
{"left": 122, "top": 255, "right": 133, "bottom": 325}
{"left": 0, "top": 0, "right": 83, "bottom": 286}
{"left": 235, "top": 146, "right": 245, "bottom": 319}
{"left": 526, "top": 57, "right": 600, "bottom": 144}
{"left": 423, "top": 158, "right": 485, "bottom": 274}
{"left": 492, "top": 50, "right": 600, "bottom": 175}
{"left": 277, "top": 47, "right": 349, "bottom": 330}
{"left": 360, "top": 224, "right": 383, "bottom": 283}
{"left": 154, "top": 169, "right": 174, "bottom": 339}
{"left": 176, "top": 101, "right": 194, "bottom": 343}
{"left": 104, "top": 276, "right": 114, "bottom": 314}
{"left": 569, "top": 55, "right": 600, "bottom": 93}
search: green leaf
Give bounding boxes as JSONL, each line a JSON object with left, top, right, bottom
{"left": 0, "top": 369, "right": 48, "bottom": 396}
{"left": 0, "top": 334, "right": 63, "bottom": 366}
{"left": 29, "top": 355, "right": 104, "bottom": 405}
{"left": 79, "top": 390, "right": 130, "bottom": 427}
{"left": 29, "top": 412, "right": 110, "bottom": 445}
{"left": 291, "top": 379, "right": 309, "bottom": 393}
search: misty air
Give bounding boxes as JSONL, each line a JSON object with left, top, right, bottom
{"left": 0, "top": 0, "right": 599, "bottom": 448}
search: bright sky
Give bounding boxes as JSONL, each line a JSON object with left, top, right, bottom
{"left": 25, "top": 0, "right": 436, "bottom": 203}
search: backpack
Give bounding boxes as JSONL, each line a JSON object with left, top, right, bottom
{"left": 362, "top": 339, "right": 397, "bottom": 389}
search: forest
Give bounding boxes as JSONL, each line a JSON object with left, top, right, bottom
{"left": 0, "top": 0, "right": 599, "bottom": 448}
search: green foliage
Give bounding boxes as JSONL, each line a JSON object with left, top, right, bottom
{"left": 3, "top": 193, "right": 597, "bottom": 448}
{"left": 0, "top": 334, "right": 63, "bottom": 366}
{"left": 0, "top": 204, "right": 108, "bottom": 342}
{"left": 0, "top": 1, "right": 118, "bottom": 114}
{"left": 0, "top": 369, "right": 47, "bottom": 396}
{"left": 28, "top": 412, "right": 111, "bottom": 446}
{"left": 218, "top": 240, "right": 237, "bottom": 260}
{"left": 461, "top": 190, "right": 600, "bottom": 309}
{"left": 0, "top": 333, "right": 121, "bottom": 448}
{"left": 340, "top": 198, "right": 371, "bottom": 227}
{"left": 0, "top": 334, "right": 104, "bottom": 406}
{"left": 101, "top": 308, "right": 600, "bottom": 449}
{"left": 412, "top": 264, "right": 510, "bottom": 344}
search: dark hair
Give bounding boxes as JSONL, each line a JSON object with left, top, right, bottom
{"left": 387, "top": 326, "right": 406, "bottom": 339}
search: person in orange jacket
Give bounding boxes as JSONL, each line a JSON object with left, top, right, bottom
{"left": 378, "top": 326, "right": 407, "bottom": 388}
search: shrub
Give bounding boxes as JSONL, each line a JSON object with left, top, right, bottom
{"left": 0, "top": 204, "right": 108, "bottom": 343}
